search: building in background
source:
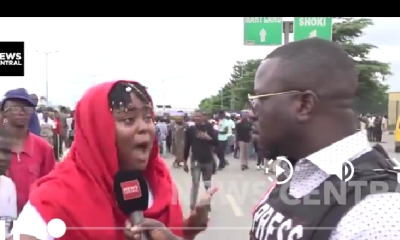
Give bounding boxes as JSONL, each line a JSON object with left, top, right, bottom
{"left": 388, "top": 92, "right": 400, "bottom": 125}
{"left": 154, "top": 105, "right": 196, "bottom": 116}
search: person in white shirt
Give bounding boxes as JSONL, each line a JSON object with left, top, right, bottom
{"left": 224, "top": 113, "right": 235, "bottom": 155}
{"left": 367, "top": 114, "right": 375, "bottom": 141}
{"left": 39, "top": 111, "right": 56, "bottom": 146}
{"left": 0, "top": 128, "right": 17, "bottom": 238}
{"left": 382, "top": 114, "right": 388, "bottom": 132}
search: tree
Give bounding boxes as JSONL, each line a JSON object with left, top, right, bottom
{"left": 198, "top": 59, "right": 262, "bottom": 113}
{"left": 334, "top": 17, "right": 390, "bottom": 113}
{"left": 199, "top": 17, "right": 390, "bottom": 114}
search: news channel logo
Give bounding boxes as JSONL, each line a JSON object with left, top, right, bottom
{"left": 391, "top": 158, "right": 400, "bottom": 183}
{"left": 0, "top": 42, "right": 24, "bottom": 76}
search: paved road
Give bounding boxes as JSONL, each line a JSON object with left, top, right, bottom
{"left": 166, "top": 154, "right": 268, "bottom": 240}
{"left": 166, "top": 132, "right": 399, "bottom": 240}
{"left": 375, "top": 133, "right": 399, "bottom": 158}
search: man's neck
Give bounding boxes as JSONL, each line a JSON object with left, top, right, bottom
{"left": 8, "top": 127, "right": 28, "bottom": 139}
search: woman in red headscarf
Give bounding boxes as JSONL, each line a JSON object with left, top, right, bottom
{"left": 11, "top": 81, "right": 216, "bottom": 240}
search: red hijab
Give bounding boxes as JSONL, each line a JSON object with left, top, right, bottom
{"left": 30, "top": 81, "right": 184, "bottom": 239}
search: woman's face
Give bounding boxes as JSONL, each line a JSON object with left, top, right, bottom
{"left": 113, "top": 92, "right": 155, "bottom": 171}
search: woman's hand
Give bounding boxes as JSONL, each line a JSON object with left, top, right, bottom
{"left": 183, "top": 187, "right": 218, "bottom": 239}
{"left": 125, "top": 219, "right": 181, "bottom": 240}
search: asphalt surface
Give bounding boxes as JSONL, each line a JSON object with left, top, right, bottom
{"left": 166, "top": 132, "right": 399, "bottom": 240}
{"left": 166, "top": 154, "right": 268, "bottom": 240}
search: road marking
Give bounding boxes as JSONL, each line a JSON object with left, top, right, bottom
{"left": 225, "top": 194, "right": 244, "bottom": 217}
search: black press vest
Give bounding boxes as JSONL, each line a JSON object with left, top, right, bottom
{"left": 250, "top": 149, "right": 399, "bottom": 240}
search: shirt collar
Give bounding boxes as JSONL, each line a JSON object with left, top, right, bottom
{"left": 301, "top": 130, "right": 371, "bottom": 174}
{"left": 12, "top": 132, "right": 34, "bottom": 157}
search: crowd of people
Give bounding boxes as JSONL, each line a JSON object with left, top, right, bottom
{"left": 358, "top": 113, "right": 388, "bottom": 142}
{"left": 0, "top": 38, "right": 399, "bottom": 240}
{"left": 155, "top": 110, "right": 275, "bottom": 173}
{"left": 0, "top": 89, "right": 77, "bottom": 237}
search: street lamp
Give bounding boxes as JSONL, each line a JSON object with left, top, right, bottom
{"left": 37, "top": 50, "right": 59, "bottom": 102}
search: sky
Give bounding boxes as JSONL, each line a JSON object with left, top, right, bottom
{"left": 0, "top": 17, "right": 399, "bottom": 109}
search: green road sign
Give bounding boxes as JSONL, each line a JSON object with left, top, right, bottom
{"left": 294, "top": 17, "right": 333, "bottom": 41}
{"left": 244, "top": 17, "right": 283, "bottom": 46}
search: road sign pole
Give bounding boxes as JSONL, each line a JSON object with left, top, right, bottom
{"left": 283, "top": 22, "right": 290, "bottom": 44}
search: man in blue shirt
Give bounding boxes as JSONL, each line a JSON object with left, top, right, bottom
{"left": 28, "top": 94, "right": 40, "bottom": 136}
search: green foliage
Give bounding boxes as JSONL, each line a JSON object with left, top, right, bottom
{"left": 198, "top": 59, "right": 262, "bottom": 113}
{"left": 199, "top": 17, "right": 390, "bottom": 114}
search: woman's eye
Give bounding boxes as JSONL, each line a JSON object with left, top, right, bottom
{"left": 124, "top": 118, "right": 135, "bottom": 123}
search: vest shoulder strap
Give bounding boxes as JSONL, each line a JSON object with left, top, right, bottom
{"left": 310, "top": 177, "right": 398, "bottom": 240}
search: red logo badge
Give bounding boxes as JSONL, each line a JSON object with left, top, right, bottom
{"left": 120, "top": 180, "right": 142, "bottom": 201}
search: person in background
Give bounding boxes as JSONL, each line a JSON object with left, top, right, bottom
{"left": 233, "top": 115, "right": 241, "bottom": 159}
{"left": 187, "top": 116, "right": 195, "bottom": 127}
{"left": 359, "top": 114, "right": 367, "bottom": 131}
{"left": 39, "top": 108, "right": 55, "bottom": 146}
{"left": 171, "top": 114, "right": 186, "bottom": 168}
{"left": 66, "top": 110, "right": 75, "bottom": 148}
{"left": 225, "top": 113, "right": 235, "bottom": 155}
{"left": 166, "top": 118, "right": 172, "bottom": 153}
{"left": 367, "top": 113, "right": 375, "bottom": 141}
{"left": 69, "top": 117, "right": 75, "bottom": 146}
{"left": 235, "top": 112, "right": 252, "bottom": 171}
{"left": 209, "top": 119, "right": 219, "bottom": 174}
{"left": 184, "top": 110, "right": 218, "bottom": 211}
{"left": 251, "top": 117, "right": 265, "bottom": 171}
{"left": 374, "top": 115, "right": 383, "bottom": 143}
{"left": 28, "top": 94, "right": 40, "bottom": 136}
{"left": 156, "top": 118, "right": 168, "bottom": 157}
{"left": 59, "top": 106, "right": 69, "bottom": 148}
{"left": 216, "top": 111, "right": 229, "bottom": 170}
{"left": 0, "top": 128, "right": 17, "bottom": 238}
{"left": 382, "top": 114, "right": 388, "bottom": 133}
{"left": 53, "top": 111, "right": 63, "bottom": 161}
{"left": 2, "top": 88, "right": 55, "bottom": 214}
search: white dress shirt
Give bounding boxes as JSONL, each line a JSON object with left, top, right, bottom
{"left": 0, "top": 176, "right": 17, "bottom": 238}
{"left": 286, "top": 130, "right": 400, "bottom": 240}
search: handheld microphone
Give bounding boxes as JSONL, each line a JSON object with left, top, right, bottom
{"left": 114, "top": 170, "right": 149, "bottom": 240}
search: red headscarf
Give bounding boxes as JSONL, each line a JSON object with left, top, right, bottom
{"left": 30, "top": 81, "right": 184, "bottom": 239}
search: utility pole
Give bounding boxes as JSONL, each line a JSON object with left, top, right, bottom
{"left": 37, "top": 50, "right": 59, "bottom": 102}
{"left": 220, "top": 89, "right": 223, "bottom": 110}
{"left": 230, "top": 90, "right": 235, "bottom": 111}
{"left": 230, "top": 63, "right": 245, "bottom": 111}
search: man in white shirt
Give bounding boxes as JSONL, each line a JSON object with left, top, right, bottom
{"left": 0, "top": 128, "right": 17, "bottom": 238}
{"left": 250, "top": 38, "right": 400, "bottom": 240}
{"left": 225, "top": 113, "right": 235, "bottom": 155}
{"left": 367, "top": 114, "right": 375, "bottom": 141}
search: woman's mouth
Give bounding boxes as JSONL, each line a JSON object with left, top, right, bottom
{"left": 134, "top": 142, "right": 151, "bottom": 153}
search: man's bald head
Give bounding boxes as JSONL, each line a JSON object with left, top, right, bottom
{"left": 254, "top": 38, "right": 359, "bottom": 160}
{"left": 262, "top": 38, "right": 358, "bottom": 101}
